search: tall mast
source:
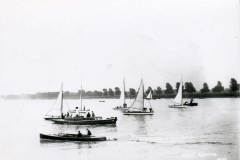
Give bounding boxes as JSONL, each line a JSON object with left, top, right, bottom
{"left": 181, "top": 81, "right": 183, "bottom": 105}
{"left": 123, "top": 78, "right": 126, "bottom": 105}
{"left": 60, "top": 83, "right": 64, "bottom": 117}
{"left": 142, "top": 79, "right": 144, "bottom": 108}
{"left": 80, "top": 82, "right": 83, "bottom": 110}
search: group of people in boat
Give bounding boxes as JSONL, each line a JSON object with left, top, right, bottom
{"left": 86, "top": 111, "right": 95, "bottom": 118}
{"left": 61, "top": 106, "right": 96, "bottom": 119}
{"left": 77, "top": 129, "right": 92, "bottom": 137}
{"left": 115, "top": 103, "right": 127, "bottom": 109}
{"left": 143, "top": 107, "right": 153, "bottom": 112}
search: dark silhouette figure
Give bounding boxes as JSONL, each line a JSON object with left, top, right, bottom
{"left": 91, "top": 111, "right": 95, "bottom": 118}
{"left": 87, "top": 129, "right": 92, "bottom": 136}
{"left": 77, "top": 131, "right": 82, "bottom": 137}
{"left": 149, "top": 108, "right": 153, "bottom": 112}
{"left": 87, "top": 112, "right": 91, "bottom": 118}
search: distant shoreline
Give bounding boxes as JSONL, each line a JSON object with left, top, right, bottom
{"left": 1, "top": 91, "right": 239, "bottom": 100}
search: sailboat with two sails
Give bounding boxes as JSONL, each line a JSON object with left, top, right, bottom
{"left": 45, "top": 84, "right": 117, "bottom": 125}
{"left": 123, "top": 79, "right": 154, "bottom": 115}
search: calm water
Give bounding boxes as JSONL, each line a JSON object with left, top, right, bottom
{"left": 0, "top": 98, "right": 239, "bottom": 160}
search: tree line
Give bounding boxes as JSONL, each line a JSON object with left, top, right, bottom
{"left": 2, "top": 78, "right": 240, "bottom": 99}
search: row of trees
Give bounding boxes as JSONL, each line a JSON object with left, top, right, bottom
{"left": 82, "top": 78, "right": 239, "bottom": 97}
{"left": 2, "top": 78, "right": 239, "bottom": 99}
{"left": 74, "top": 78, "right": 240, "bottom": 98}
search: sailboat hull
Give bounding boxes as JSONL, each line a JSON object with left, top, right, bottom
{"left": 44, "top": 116, "right": 62, "bottom": 120}
{"left": 113, "top": 106, "right": 129, "bottom": 111}
{"left": 168, "top": 105, "right": 186, "bottom": 109}
{"left": 123, "top": 111, "right": 154, "bottom": 115}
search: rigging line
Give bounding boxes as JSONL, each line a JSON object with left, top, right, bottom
{"left": 45, "top": 96, "right": 59, "bottom": 115}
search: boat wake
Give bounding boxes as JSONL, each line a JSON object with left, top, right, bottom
{"left": 107, "top": 138, "right": 118, "bottom": 141}
{"left": 129, "top": 139, "right": 157, "bottom": 144}
{"left": 127, "top": 139, "right": 234, "bottom": 146}
{"left": 184, "top": 141, "right": 234, "bottom": 145}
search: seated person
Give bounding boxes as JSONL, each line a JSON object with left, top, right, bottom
{"left": 86, "top": 112, "right": 91, "bottom": 118}
{"left": 91, "top": 111, "right": 95, "bottom": 118}
{"left": 86, "top": 129, "right": 92, "bottom": 136}
{"left": 77, "top": 131, "right": 82, "bottom": 137}
{"left": 183, "top": 101, "right": 188, "bottom": 105}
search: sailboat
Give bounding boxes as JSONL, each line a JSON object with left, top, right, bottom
{"left": 113, "top": 78, "right": 128, "bottom": 110}
{"left": 168, "top": 81, "right": 186, "bottom": 108}
{"left": 123, "top": 79, "right": 154, "bottom": 115}
{"left": 146, "top": 90, "right": 152, "bottom": 100}
{"left": 44, "top": 84, "right": 64, "bottom": 120}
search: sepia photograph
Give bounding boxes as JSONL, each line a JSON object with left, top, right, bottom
{"left": 0, "top": 0, "right": 239, "bottom": 160}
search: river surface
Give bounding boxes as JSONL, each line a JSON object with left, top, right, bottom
{"left": 0, "top": 98, "right": 239, "bottom": 160}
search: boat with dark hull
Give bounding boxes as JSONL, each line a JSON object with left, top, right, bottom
{"left": 40, "top": 133, "right": 106, "bottom": 141}
{"left": 51, "top": 117, "right": 117, "bottom": 125}
{"left": 183, "top": 98, "right": 198, "bottom": 106}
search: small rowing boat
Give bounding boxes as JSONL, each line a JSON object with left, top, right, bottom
{"left": 40, "top": 133, "right": 106, "bottom": 141}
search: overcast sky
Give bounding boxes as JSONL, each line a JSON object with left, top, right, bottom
{"left": 0, "top": 0, "right": 239, "bottom": 94}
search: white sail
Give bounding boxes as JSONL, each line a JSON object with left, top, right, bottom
{"left": 130, "top": 80, "right": 144, "bottom": 110}
{"left": 80, "top": 83, "right": 83, "bottom": 110}
{"left": 146, "top": 91, "right": 152, "bottom": 99}
{"left": 119, "top": 79, "right": 126, "bottom": 106}
{"left": 173, "top": 81, "right": 183, "bottom": 105}
{"left": 59, "top": 83, "right": 64, "bottom": 115}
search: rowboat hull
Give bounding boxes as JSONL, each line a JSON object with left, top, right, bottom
{"left": 51, "top": 117, "right": 117, "bottom": 125}
{"left": 113, "top": 106, "right": 129, "bottom": 111}
{"left": 40, "top": 133, "right": 106, "bottom": 141}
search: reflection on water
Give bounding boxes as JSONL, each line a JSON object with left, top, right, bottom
{"left": 0, "top": 98, "right": 239, "bottom": 160}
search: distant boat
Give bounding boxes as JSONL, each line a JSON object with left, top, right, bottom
{"left": 183, "top": 98, "right": 198, "bottom": 106}
{"left": 99, "top": 100, "right": 105, "bottom": 102}
{"left": 146, "top": 90, "right": 152, "bottom": 100}
{"left": 40, "top": 133, "right": 106, "bottom": 142}
{"left": 113, "top": 78, "right": 128, "bottom": 111}
{"left": 123, "top": 79, "right": 154, "bottom": 115}
{"left": 168, "top": 80, "right": 198, "bottom": 108}
{"left": 168, "top": 80, "right": 186, "bottom": 108}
